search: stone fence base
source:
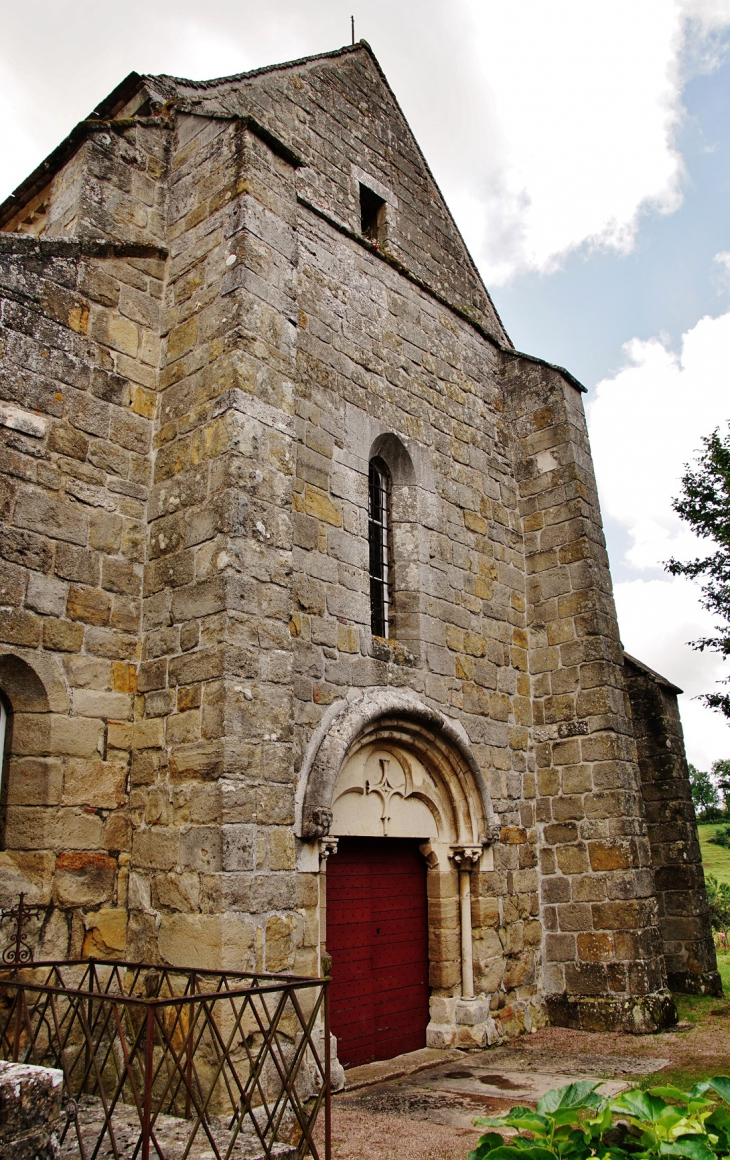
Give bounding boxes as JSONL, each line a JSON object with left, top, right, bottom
{"left": 0, "top": 1060, "right": 63, "bottom": 1160}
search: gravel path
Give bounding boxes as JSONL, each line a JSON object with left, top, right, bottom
{"left": 314, "top": 1108, "right": 481, "bottom": 1160}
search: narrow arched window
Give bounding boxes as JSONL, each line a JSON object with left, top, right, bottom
{"left": 368, "top": 459, "right": 392, "bottom": 637}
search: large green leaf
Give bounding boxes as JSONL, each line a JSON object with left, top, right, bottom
{"left": 707, "top": 1106, "right": 730, "bottom": 1131}
{"left": 651, "top": 1087, "right": 692, "bottom": 1104}
{"left": 475, "top": 1112, "right": 550, "bottom": 1134}
{"left": 650, "top": 1087, "right": 713, "bottom": 1109}
{"left": 689, "top": 1084, "right": 712, "bottom": 1100}
{"left": 660, "top": 1135, "right": 717, "bottom": 1160}
{"left": 469, "top": 1133, "right": 507, "bottom": 1160}
{"left": 587, "top": 1106, "right": 614, "bottom": 1137}
{"left": 481, "top": 1148, "right": 557, "bottom": 1160}
{"left": 554, "top": 1127, "right": 592, "bottom": 1160}
{"left": 538, "top": 1082, "right": 604, "bottom": 1115}
{"left": 594, "top": 1146, "right": 633, "bottom": 1160}
{"left": 612, "top": 1091, "right": 668, "bottom": 1123}
{"left": 708, "top": 1078, "right": 730, "bottom": 1106}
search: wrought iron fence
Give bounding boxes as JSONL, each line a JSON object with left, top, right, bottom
{"left": 0, "top": 959, "right": 330, "bottom": 1160}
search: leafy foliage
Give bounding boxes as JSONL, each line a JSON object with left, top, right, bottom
{"left": 469, "top": 1077, "right": 730, "bottom": 1160}
{"left": 689, "top": 766, "right": 721, "bottom": 818}
{"left": 706, "top": 873, "right": 730, "bottom": 933}
{"left": 712, "top": 761, "right": 730, "bottom": 811}
{"left": 709, "top": 827, "right": 730, "bottom": 850}
{"left": 666, "top": 428, "right": 730, "bottom": 718}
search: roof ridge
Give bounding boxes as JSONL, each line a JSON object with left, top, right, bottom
{"left": 147, "top": 40, "right": 366, "bottom": 91}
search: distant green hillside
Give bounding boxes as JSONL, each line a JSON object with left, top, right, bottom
{"left": 698, "top": 822, "right": 730, "bottom": 886}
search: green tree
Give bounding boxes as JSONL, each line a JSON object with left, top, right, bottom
{"left": 667, "top": 426, "right": 730, "bottom": 717}
{"left": 705, "top": 872, "right": 730, "bottom": 932}
{"left": 689, "top": 763, "right": 720, "bottom": 816}
{"left": 712, "top": 757, "right": 730, "bottom": 811}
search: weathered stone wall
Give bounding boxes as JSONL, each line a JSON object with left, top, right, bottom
{"left": 0, "top": 41, "right": 702, "bottom": 1039}
{"left": 624, "top": 653, "right": 720, "bottom": 995}
{"left": 504, "top": 357, "right": 674, "bottom": 1031}
{"left": 126, "top": 113, "right": 303, "bottom": 974}
{"left": 0, "top": 231, "right": 163, "bottom": 957}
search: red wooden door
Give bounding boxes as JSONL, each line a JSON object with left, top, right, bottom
{"left": 326, "top": 837, "right": 429, "bottom": 1068}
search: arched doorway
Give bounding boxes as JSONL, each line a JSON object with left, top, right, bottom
{"left": 297, "top": 691, "right": 500, "bottom": 1067}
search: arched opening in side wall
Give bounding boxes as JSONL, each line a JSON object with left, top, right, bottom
{"left": 0, "top": 692, "right": 10, "bottom": 841}
{"left": 0, "top": 653, "right": 51, "bottom": 856}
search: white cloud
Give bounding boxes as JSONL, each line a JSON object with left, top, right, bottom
{"left": 587, "top": 310, "right": 730, "bottom": 768}
{"left": 614, "top": 578, "right": 730, "bottom": 770}
{"left": 446, "top": 0, "right": 730, "bottom": 283}
{"left": 2, "top": 1, "right": 729, "bottom": 767}
{"left": 713, "top": 250, "right": 730, "bottom": 293}
{"left": 589, "top": 312, "right": 730, "bottom": 569}
{"left": 0, "top": 59, "right": 42, "bottom": 199}
{"left": 1, "top": 1, "right": 729, "bottom": 287}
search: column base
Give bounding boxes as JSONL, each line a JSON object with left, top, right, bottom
{"left": 545, "top": 990, "right": 677, "bottom": 1033}
{"left": 427, "top": 996, "right": 531, "bottom": 1048}
{"left": 667, "top": 969, "right": 722, "bottom": 997}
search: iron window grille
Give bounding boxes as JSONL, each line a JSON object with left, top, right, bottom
{"left": 368, "top": 460, "right": 392, "bottom": 638}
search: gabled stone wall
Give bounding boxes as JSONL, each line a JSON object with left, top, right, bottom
{"left": 0, "top": 231, "right": 163, "bottom": 957}
{"left": 0, "top": 42, "right": 716, "bottom": 1039}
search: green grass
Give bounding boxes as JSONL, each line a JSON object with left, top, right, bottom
{"left": 629, "top": 961, "right": 730, "bottom": 1092}
{"left": 698, "top": 822, "right": 730, "bottom": 887}
{"left": 674, "top": 955, "right": 730, "bottom": 1024}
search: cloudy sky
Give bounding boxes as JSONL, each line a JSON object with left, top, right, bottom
{"left": 1, "top": 0, "right": 729, "bottom": 769}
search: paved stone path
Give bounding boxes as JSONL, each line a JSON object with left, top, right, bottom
{"left": 311, "top": 1035, "right": 675, "bottom": 1160}
{"left": 335, "top": 1045, "right": 667, "bottom": 1132}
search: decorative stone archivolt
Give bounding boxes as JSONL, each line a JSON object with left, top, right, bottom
{"left": 296, "top": 688, "right": 498, "bottom": 847}
{"left": 297, "top": 689, "right": 501, "bottom": 1036}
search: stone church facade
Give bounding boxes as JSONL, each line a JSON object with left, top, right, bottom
{"left": 0, "top": 42, "right": 718, "bottom": 1061}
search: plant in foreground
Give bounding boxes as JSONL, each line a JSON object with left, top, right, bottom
{"left": 706, "top": 874, "right": 730, "bottom": 935}
{"left": 469, "top": 1076, "right": 730, "bottom": 1160}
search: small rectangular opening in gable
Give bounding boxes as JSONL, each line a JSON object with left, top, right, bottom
{"left": 360, "top": 183, "right": 386, "bottom": 242}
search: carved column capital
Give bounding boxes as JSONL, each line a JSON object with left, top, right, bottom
{"left": 449, "top": 846, "right": 480, "bottom": 1001}
{"left": 450, "top": 845, "right": 482, "bottom": 869}
{"left": 318, "top": 836, "right": 339, "bottom": 864}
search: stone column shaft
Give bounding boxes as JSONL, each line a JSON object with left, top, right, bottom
{"left": 459, "top": 868, "right": 474, "bottom": 1000}
{"left": 451, "top": 846, "right": 482, "bottom": 1000}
